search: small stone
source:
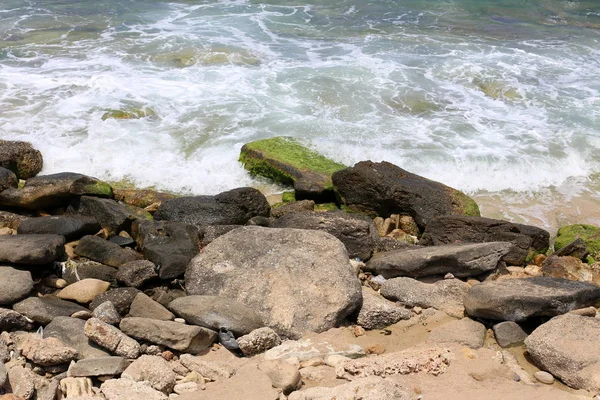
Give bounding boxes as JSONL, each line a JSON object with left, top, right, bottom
{"left": 69, "top": 356, "right": 130, "bottom": 377}
{"left": 492, "top": 321, "right": 528, "bottom": 348}
{"left": 128, "top": 293, "right": 174, "bottom": 321}
{"left": 534, "top": 371, "right": 555, "bottom": 384}
{"left": 57, "top": 279, "right": 111, "bottom": 304}
{"left": 92, "top": 301, "right": 122, "bottom": 325}
{"left": 568, "top": 306, "right": 597, "bottom": 317}
{"left": 59, "top": 377, "right": 95, "bottom": 398}
{"left": 444, "top": 273, "right": 455, "bottom": 279}
{"left": 122, "top": 355, "right": 177, "bottom": 394}
{"left": 413, "top": 306, "right": 423, "bottom": 314}
{"left": 366, "top": 344, "right": 385, "bottom": 355}
{"left": 116, "top": 260, "right": 158, "bottom": 288}
{"left": 174, "top": 382, "right": 199, "bottom": 394}
{"left": 7, "top": 366, "right": 36, "bottom": 399}
{"left": 427, "top": 318, "right": 486, "bottom": 349}
{"left": 43, "top": 277, "right": 68, "bottom": 289}
{"left": 352, "top": 326, "right": 366, "bottom": 337}
{"left": 0, "top": 362, "right": 7, "bottom": 387}
{"left": 237, "top": 327, "right": 281, "bottom": 357}
{"left": 324, "top": 354, "right": 350, "bottom": 368}
{"left": 161, "top": 350, "right": 174, "bottom": 361}
{"left": 84, "top": 318, "right": 141, "bottom": 359}
{"left": 173, "top": 318, "right": 186, "bottom": 324}
{"left": 0, "top": 308, "right": 35, "bottom": 331}
{"left": 71, "top": 310, "right": 93, "bottom": 320}
{"left": 357, "top": 289, "right": 411, "bottom": 330}
{"left": 258, "top": 360, "right": 302, "bottom": 395}
{"left": 0, "top": 267, "right": 33, "bottom": 306}
{"left": 178, "top": 354, "right": 235, "bottom": 382}
{"left": 466, "top": 279, "right": 480, "bottom": 286}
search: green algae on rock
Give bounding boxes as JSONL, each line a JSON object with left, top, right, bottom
{"left": 555, "top": 224, "right": 600, "bottom": 258}
{"left": 239, "top": 137, "right": 346, "bottom": 202}
{"left": 101, "top": 108, "right": 156, "bottom": 121}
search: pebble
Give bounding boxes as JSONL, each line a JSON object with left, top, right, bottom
{"left": 352, "top": 325, "right": 366, "bottom": 337}
{"left": 173, "top": 318, "right": 186, "bottom": 324}
{"left": 413, "top": 306, "right": 423, "bottom": 315}
{"left": 444, "top": 273, "right": 455, "bottom": 279}
{"left": 534, "top": 371, "right": 555, "bottom": 385}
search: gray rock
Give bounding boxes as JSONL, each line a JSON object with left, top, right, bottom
{"left": 131, "top": 220, "right": 199, "bottom": 279}
{"left": 270, "top": 211, "right": 379, "bottom": 261}
{"left": 61, "top": 259, "right": 118, "bottom": 285}
{"left": 380, "top": 277, "right": 470, "bottom": 318}
{"left": 554, "top": 238, "right": 589, "bottom": 260}
{"left": 178, "top": 354, "right": 236, "bottom": 381}
{"left": 168, "top": 295, "right": 263, "bottom": 337}
{"left": 92, "top": 301, "right": 121, "bottom": 325}
{"left": 44, "top": 317, "right": 111, "bottom": 359}
{"left": 129, "top": 293, "right": 174, "bottom": 321}
{"left": 197, "top": 225, "right": 241, "bottom": 246}
{"left": 122, "top": 355, "right": 177, "bottom": 393}
{"left": 13, "top": 297, "right": 88, "bottom": 325}
{"left": 258, "top": 360, "right": 302, "bottom": 395}
{"left": 287, "top": 376, "right": 410, "bottom": 400}
{"left": 464, "top": 277, "right": 600, "bottom": 321}
{"left": 366, "top": 242, "right": 513, "bottom": 279}
{"left": 0, "top": 234, "right": 65, "bottom": 265}
{"left": 69, "top": 356, "right": 130, "bottom": 377}
{"left": 59, "top": 377, "right": 96, "bottom": 399}
{"left": 120, "top": 317, "right": 216, "bottom": 353}
{"left": 84, "top": 318, "right": 140, "bottom": 359}
{"left": 357, "top": 288, "right": 410, "bottom": 330}
{"left": 0, "top": 166, "right": 18, "bottom": 191}
{"left": 492, "top": 321, "right": 528, "bottom": 348}
{"left": 90, "top": 287, "right": 140, "bottom": 315}
{"left": 17, "top": 216, "right": 100, "bottom": 241}
{"left": 57, "top": 278, "right": 110, "bottom": 304}
{"left": 0, "top": 340, "right": 8, "bottom": 363}
{"left": 185, "top": 226, "right": 362, "bottom": 339}
{"left": 0, "top": 139, "right": 43, "bottom": 179}
{"left": 0, "top": 267, "right": 33, "bottom": 305}
{"left": 74, "top": 235, "right": 141, "bottom": 268}
{"left": 115, "top": 260, "right": 158, "bottom": 288}
{"left": 426, "top": 318, "right": 486, "bottom": 349}
{"left": 270, "top": 200, "right": 314, "bottom": 219}
{"left": 525, "top": 314, "right": 600, "bottom": 392}
{"left": 420, "top": 215, "right": 550, "bottom": 265}
{"left": 237, "top": 327, "right": 282, "bottom": 357}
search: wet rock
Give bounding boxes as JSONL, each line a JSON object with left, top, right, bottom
{"left": 332, "top": 161, "right": 479, "bottom": 229}
{"left": 366, "top": 242, "right": 512, "bottom": 279}
{"left": 128, "top": 293, "right": 174, "bottom": 321}
{"left": 426, "top": 318, "right": 486, "bottom": 349}
{"left": 115, "top": 260, "right": 158, "bottom": 288}
{"left": 0, "top": 234, "right": 65, "bottom": 265}
{"left": 0, "top": 140, "right": 43, "bottom": 179}
{"left": 168, "top": 295, "right": 263, "bottom": 337}
{"left": 20, "top": 336, "right": 78, "bottom": 366}
{"left": 237, "top": 327, "right": 282, "bottom": 357}
{"left": 119, "top": 317, "right": 216, "bottom": 354}
{"left": 525, "top": 314, "right": 600, "bottom": 392}
{"left": 357, "top": 288, "right": 410, "bottom": 330}
{"left": 492, "top": 321, "right": 528, "bottom": 348}
{"left": 84, "top": 318, "right": 140, "bottom": 359}
{"left": 74, "top": 235, "right": 141, "bottom": 268}
{"left": 0, "top": 167, "right": 18, "bottom": 192}
{"left": 287, "top": 376, "right": 410, "bottom": 400}
{"left": 0, "top": 211, "right": 28, "bottom": 230}
{"left": 69, "top": 356, "right": 130, "bottom": 377}
{"left": 270, "top": 200, "right": 315, "bottom": 219}
{"left": 13, "top": 297, "right": 88, "bottom": 325}
{"left": 380, "top": 277, "right": 470, "bottom": 318}
{"left": 0, "top": 267, "right": 33, "bottom": 306}
{"left": 17, "top": 216, "right": 100, "bottom": 241}
{"left": 464, "top": 277, "right": 600, "bottom": 321}
{"left": 61, "top": 259, "right": 118, "bottom": 286}
{"left": 155, "top": 187, "right": 270, "bottom": 227}
{"left": 185, "top": 226, "right": 362, "bottom": 339}
{"left": 101, "top": 378, "right": 168, "bottom": 400}
{"left": 57, "top": 279, "right": 110, "bottom": 304}
{"left": 44, "top": 317, "right": 111, "bottom": 359}
{"left": 0, "top": 308, "right": 34, "bottom": 331}
{"left": 122, "top": 355, "right": 177, "bottom": 393}
{"left": 131, "top": 220, "right": 199, "bottom": 279}
{"left": 178, "top": 354, "right": 235, "bottom": 381}
{"left": 90, "top": 288, "right": 139, "bottom": 315}
{"left": 264, "top": 339, "right": 365, "bottom": 362}
{"left": 270, "top": 211, "right": 379, "bottom": 260}
{"left": 91, "top": 301, "right": 121, "bottom": 325}
{"left": 258, "top": 360, "right": 302, "bottom": 395}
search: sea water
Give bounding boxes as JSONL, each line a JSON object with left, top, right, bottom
{"left": 1, "top": 0, "right": 599, "bottom": 229}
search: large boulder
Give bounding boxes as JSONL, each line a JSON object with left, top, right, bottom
{"left": 0, "top": 267, "right": 33, "bottom": 305}
{"left": 90, "top": 287, "right": 140, "bottom": 315}
{"left": 555, "top": 224, "right": 600, "bottom": 259}
{"left": 17, "top": 216, "right": 100, "bottom": 241}
{"left": 0, "top": 140, "right": 43, "bottom": 179}
{"left": 0, "top": 172, "right": 113, "bottom": 210}
{"left": 420, "top": 215, "right": 549, "bottom": 265}
{"left": 185, "top": 226, "right": 362, "bottom": 338}
{"left": 366, "top": 242, "right": 512, "bottom": 279}
{"left": 131, "top": 220, "right": 199, "bottom": 279}
{"left": 0, "top": 166, "right": 18, "bottom": 192}
{"left": 0, "top": 234, "right": 65, "bottom": 265}
{"left": 332, "top": 161, "right": 479, "bottom": 229}
{"left": 464, "top": 277, "right": 600, "bottom": 321}
{"left": 270, "top": 211, "right": 379, "bottom": 260}
{"left": 239, "top": 137, "right": 346, "bottom": 201}
{"left": 155, "top": 187, "right": 269, "bottom": 227}
{"left": 525, "top": 314, "right": 600, "bottom": 392}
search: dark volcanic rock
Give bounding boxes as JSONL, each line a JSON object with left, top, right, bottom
{"left": 366, "top": 242, "right": 513, "bottom": 279}
{"left": 0, "top": 140, "right": 43, "bottom": 179}
{"left": 185, "top": 226, "right": 362, "bottom": 339}
{"left": 13, "top": 297, "right": 88, "bottom": 325}
{"left": 0, "top": 267, "right": 33, "bottom": 305}
{"left": 332, "top": 161, "right": 479, "bottom": 229}
{"left": 61, "top": 260, "right": 118, "bottom": 286}
{"left": 44, "top": 317, "right": 111, "bottom": 359}
{"left": 74, "top": 235, "right": 141, "bottom": 268}
{"left": 420, "top": 215, "right": 550, "bottom": 265}
{"left": 17, "top": 216, "right": 100, "bottom": 241}
{"left": 109, "top": 235, "right": 135, "bottom": 248}
{"left": 68, "top": 196, "right": 152, "bottom": 235}
{"left": 464, "top": 277, "right": 600, "bottom": 321}
{"left": 169, "top": 295, "right": 264, "bottom": 337}
{"left": 89, "top": 287, "right": 140, "bottom": 315}
{"left": 155, "top": 187, "right": 270, "bottom": 227}
{"left": 116, "top": 260, "right": 158, "bottom": 288}
{"left": 0, "top": 172, "right": 113, "bottom": 210}
{"left": 270, "top": 211, "right": 379, "bottom": 261}
{"left": 0, "top": 234, "right": 65, "bottom": 264}
{"left": 0, "top": 308, "right": 35, "bottom": 331}
{"left": 0, "top": 211, "right": 28, "bottom": 230}
{"left": 0, "top": 166, "right": 18, "bottom": 192}
{"left": 131, "top": 220, "right": 199, "bottom": 279}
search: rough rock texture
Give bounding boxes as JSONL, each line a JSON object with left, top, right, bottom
{"left": 59, "top": 377, "right": 96, "bottom": 399}
{"left": 464, "top": 277, "right": 600, "bottom": 321}
{"left": 0, "top": 267, "right": 33, "bottom": 305}
{"left": 270, "top": 211, "right": 379, "bottom": 260}
{"left": 115, "top": 260, "right": 158, "bottom": 288}
{"left": 7, "top": 365, "right": 36, "bottom": 399}
{"left": 271, "top": 200, "right": 315, "bottom": 219}
{"left": 288, "top": 376, "right": 410, "bottom": 400}
{"left": 380, "top": 277, "right": 469, "bottom": 318}
{"left": 237, "top": 327, "right": 282, "bottom": 356}
{"left": 74, "top": 235, "right": 140, "bottom": 268}
{"left": 57, "top": 279, "right": 110, "bottom": 303}
{"left": 0, "top": 140, "right": 43, "bottom": 179}
{"left": 554, "top": 238, "right": 589, "bottom": 260}
{"left": 84, "top": 318, "right": 141, "bottom": 359}
{"left": 92, "top": 301, "right": 121, "bottom": 325}
{"left": 492, "top": 321, "right": 528, "bottom": 348}
{"left": 525, "top": 314, "right": 600, "bottom": 392}
{"left": 0, "top": 172, "right": 112, "bottom": 210}
{"left": 0, "top": 234, "right": 65, "bottom": 265}
{"left": 44, "top": 317, "right": 111, "bottom": 359}
{"left": 336, "top": 347, "right": 453, "bottom": 380}
{"left": 332, "top": 161, "right": 479, "bottom": 228}
{"left": 90, "top": 288, "right": 139, "bottom": 315}
{"left": 555, "top": 224, "right": 600, "bottom": 258}
{"left": 0, "top": 167, "right": 18, "bottom": 192}
{"left": 367, "top": 242, "right": 512, "bottom": 279}
{"left": 168, "top": 295, "right": 263, "bottom": 337}
{"left": 70, "top": 357, "right": 130, "bottom": 377}
{"left": 113, "top": 187, "right": 176, "bottom": 209}
{"left": 13, "top": 297, "right": 88, "bottom": 325}
{"left": 61, "top": 259, "right": 118, "bottom": 286}
{"left": 178, "top": 354, "right": 236, "bottom": 381}
{"left": 155, "top": 187, "right": 270, "bottom": 227}
{"left": 119, "top": 317, "right": 216, "bottom": 353}
{"left": 17, "top": 216, "right": 100, "bottom": 241}
{"left": 197, "top": 225, "right": 240, "bottom": 246}
{"left": 426, "top": 318, "right": 486, "bottom": 349}
{"left": 0, "top": 211, "right": 27, "bottom": 230}
{"left": 0, "top": 308, "right": 35, "bottom": 331}
{"left": 122, "top": 355, "right": 176, "bottom": 393}
{"left": 420, "top": 215, "right": 550, "bottom": 265}
{"left": 186, "top": 226, "right": 362, "bottom": 339}
{"left": 20, "top": 336, "right": 78, "bottom": 366}
{"left": 128, "top": 293, "right": 174, "bottom": 321}
{"left": 258, "top": 360, "right": 302, "bottom": 395}
{"left": 264, "top": 339, "right": 365, "bottom": 362}
{"left": 131, "top": 220, "right": 199, "bottom": 279}
{"left": 541, "top": 255, "right": 600, "bottom": 284}
{"left": 357, "top": 288, "right": 411, "bottom": 330}
{"left": 101, "top": 378, "right": 168, "bottom": 400}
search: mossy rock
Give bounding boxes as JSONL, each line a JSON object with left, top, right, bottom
{"left": 239, "top": 137, "right": 346, "bottom": 202}
{"left": 473, "top": 78, "right": 522, "bottom": 101}
{"left": 281, "top": 191, "right": 296, "bottom": 203}
{"left": 555, "top": 224, "right": 600, "bottom": 258}
{"left": 314, "top": 203, "right": 339, "bottom": 212}
{"left": 113, "top": 188, "right": 177, "bottom": 209}
{"left": 101, "top": 107, "right": 156, "bottom": 121}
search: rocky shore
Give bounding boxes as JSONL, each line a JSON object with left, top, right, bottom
{"left": 0, "top": 137, "right": 599, "bottom": 400}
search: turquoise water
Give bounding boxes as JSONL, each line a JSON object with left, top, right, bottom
{"left": 1, "top": 0, "right": 600, "bottom": 202}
